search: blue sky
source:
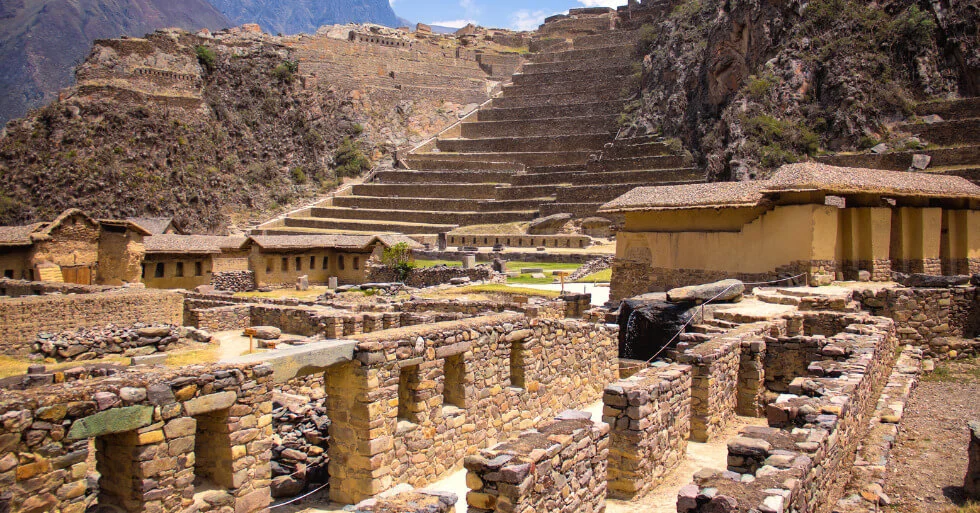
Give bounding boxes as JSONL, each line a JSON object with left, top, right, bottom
{"left": 390, "top": 0, "right": 628, "bottom": 31}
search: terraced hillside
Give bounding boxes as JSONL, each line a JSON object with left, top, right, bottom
{"left": 817, "top": 97, "right": 980, "bottom": 184}
{"left": 271, "top": 9, "right": 706, "bottom": 235}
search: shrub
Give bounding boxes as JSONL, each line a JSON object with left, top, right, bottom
{"left": 381, "top": 242, "right": 416, "bottom": 281}
{"left": 290, "top": 166, "right": 307, "bottom": 184}
{"left": 272, "top": 60, "right": 299, "bottom": 83}
{"left": 334, "top": 137, "right": 370, "bottom": 178}
{"left": 889, "top": 5, "right": 936, "bottom": 55}
{"left": 195, "top": 45, "right": 217, "bottom": 73}
{"left": 745, "top": 73, "right": 776, "bottom": 101}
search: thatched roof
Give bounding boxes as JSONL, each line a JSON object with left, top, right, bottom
{"left": 127, "top": 217, "right": 179, "bottom": 235}
{"left": 600, "top": 164, "right": 980, "bottom": 213}
{"left": 248, "top": 234, "right": 421, "bottom": 252}
{"left": 145, "top": 235, "right": 248, "bottom": 255}
{"left": 0, "top": 223, "right": 45, "bottom": 247}
{"left": 0, "top": 209, "right": 148, "bottom": 247}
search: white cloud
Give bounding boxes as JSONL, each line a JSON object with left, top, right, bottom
{"left": 577, "top": 0, "right": 627, "bottom": 7}
{"left": 510, "top": 9, "right": 550, "bottom": 31}
{"left": 430, "top": 19, "right": 478, "bottom": 28}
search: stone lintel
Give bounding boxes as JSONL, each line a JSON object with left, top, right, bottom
{"left": 67, "top": 405, "right": 154, "bottom": 440}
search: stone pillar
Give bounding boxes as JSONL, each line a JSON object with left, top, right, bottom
{"left": 737, "top": 337, "right": 766, "bottom": 417}
{"left": 461, "top": 254, "right": 476, "bottom": 269}
{"left": 943, "top": 210, "right": 980, "bottom": 275}
{"left": 890, "top": 207, "right": 942, "bottom": 275}
{"left": 841, "top": 207, "right": 892, "bottom": 281}
{"left": 967, "top": 421, "right": 980, "bottom": 499}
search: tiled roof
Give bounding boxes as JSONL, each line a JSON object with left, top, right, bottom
{"left": 145, "top": 235, "right": 248, "bottom": 254}
{"left": 126, "top": 217, "right": 177, "bottom": 235}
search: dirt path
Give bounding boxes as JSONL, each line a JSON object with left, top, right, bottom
{"left": 883, "top": 358, "right": 980, "bottom": 513}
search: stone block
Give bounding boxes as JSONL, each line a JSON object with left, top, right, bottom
{"left": 67, "top": 405, "right": 154, "bottom": 440}
{"left": 183, "top": 391, "right": 238, "bottom": 416}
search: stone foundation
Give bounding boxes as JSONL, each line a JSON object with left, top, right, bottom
{"left": 604, "top": 364, "right": 691, "bottom": 499}
{"left": 464, "top": 412, "right": 609, "bottom": 513}
{"left": 211, "top": 270, "right": 255, "bottom": 292}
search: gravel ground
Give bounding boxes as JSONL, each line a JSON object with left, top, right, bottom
{"left": 884, "top": 358, "right": 980, "bottom": 512}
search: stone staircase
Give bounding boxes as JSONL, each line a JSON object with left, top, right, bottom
{"left": 817, "top": 97, "right": 980, "bottom": 185}
{"left": 271, "top": 11, "right": 705, "bottom": 235}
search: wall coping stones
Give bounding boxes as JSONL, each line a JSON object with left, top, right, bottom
{"left": 226, "top": 339, "right": 357, "bottom": 382}
{"left": 65, "top": 404, "right": 154, "bottom": 440}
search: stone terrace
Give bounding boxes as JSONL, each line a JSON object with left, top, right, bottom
{"left": 818, "top": 97, "right": 980, "bottom": 185}
{"left": 269, "top": 7, "right": 705, "bottom": 235}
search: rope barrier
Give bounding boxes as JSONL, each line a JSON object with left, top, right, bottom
{"left": 268, "top": 481, "right": 330, "bottom": 510}
{"left": 641, "top": 272, "right": 809, "bottom": 364}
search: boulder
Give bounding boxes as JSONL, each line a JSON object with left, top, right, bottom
{"left": 898, "top": 273, "right": 971, "bottom": 288}
{"left": 527, "top": 213, "right": 572, "bottom": 235}
{"left": 810, "top": 273, "right": 833, "bottom": 286}
{"left": 618, "top": 295, "right": 699, "bottom": 361}
{"left": 580, "top": 216, "right": 613, "bottom": 237}
{"left": 667, "top": 279, "right": 744, "bottom": 304}
{"left": 248, "top": 326, "right": 282, "bottom": 340}
{"left": 271, "top": 475, "right": 305, "bottom": 498}
{"left": 972, "top": 274, "right": 980, "bottom": 286}
{"left": 137, "top": 326, "right": 171, "bottom": 338}
{"left": 910, "top": 153, "right": 931, "bottom": 170}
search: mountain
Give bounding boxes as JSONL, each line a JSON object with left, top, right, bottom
{"left": 0, "top": 0, "right": 230, "bottom": 124}
{"left": 206, "top": 0, "right": 401, "bottom": 35}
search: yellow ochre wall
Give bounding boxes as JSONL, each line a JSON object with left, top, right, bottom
{"left": 248, "top": 247, "right": 375, "bottom": 287}
{"left": 617, "top": 204, "right": 839, "bottom": 273}
{"left": 143, "top": 256, "right": 215, "bottom": 289}
{"left": 0, "top": 250, "right": 32, "bottom": 281}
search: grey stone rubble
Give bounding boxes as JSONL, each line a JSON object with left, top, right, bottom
{"left": 33, "top": 323, "right": 184, "bottom": 361}
{"left": 568, "top": 255, "right": 614, "bottom": 281}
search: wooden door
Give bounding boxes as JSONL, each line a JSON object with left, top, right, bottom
{"left": 62, "top": 266, "right": 93, "bottom": 285}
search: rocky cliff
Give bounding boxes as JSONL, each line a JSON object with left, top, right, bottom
{"left": 0, "top": 0, "right": 230, "bottom": 124}
{"left": 622, "top": 0, "right": 979, "bottom": 180}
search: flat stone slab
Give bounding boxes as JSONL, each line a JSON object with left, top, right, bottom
{"left": 130, "top": 354, "right": 168, "bottom": 366}
{"left": 668, "top": 279, "right": 744, "bottom": 304}
{"left": 714, "top": 302, "right": 797, "bottom": 323}
{"left": 224, "top": 339, "right": 356, "bottom": 383}
{"left": 67, "top": 405, "right": 154, "bottom": 440}
{"left": 183, "top": 391, "right": 238, "bottom": 416}
{"left": 774, "top": 286, "right": 854, "bottom": 298}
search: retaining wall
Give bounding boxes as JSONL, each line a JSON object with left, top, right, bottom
{"left": 853, "top": 286, "right": 979, "bottom": 356}
{"left": 0, "top": 289, "right": 184, "bottom": 355}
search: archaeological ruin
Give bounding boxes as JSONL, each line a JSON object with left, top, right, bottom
{"left": 1, "top": 1, "right": 979, "bottom": 513}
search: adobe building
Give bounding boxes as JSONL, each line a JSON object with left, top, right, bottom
{"left": 0, "top": 209, "right": 149, "bottom": 285}
{"left": 142, "top": 235, "right": 249, "bottom": 289}
{"left": 126, "top": 216, "right": 183, "bottom": 235}
{"left": 600, "top": 163, "right": 980, "bottom": 299}
{"left": 247, "top": 234, "right": 420, "bottom": 287}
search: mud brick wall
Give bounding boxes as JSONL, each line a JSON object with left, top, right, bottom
{"left": 325, "top": 314, "right": 618, "bottom": 504}
{"left": 680, "top": 316, "right": 900, "bottom": 513}
{"left": 0, "top": 289, "right": 183, "bottom": 355}
{"left": 677, "top": 337, "right": 740, "bottom": 442}
{"left": 604, "top": 364, "right": 691, "bottom": 499}
{"left": 0, "top": 363, "right": 275, "bottom": 513}
{"left": 464, "top": 414, "right": 609, "bottom": 513}
{"left": 854, "top": 286, "right": 979, "bottom": 354}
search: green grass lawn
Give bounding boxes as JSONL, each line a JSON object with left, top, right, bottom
{"left": 414, "top": 259, "right": 581, "bottom": 285}
{"left": 574, "top": 268, "right": 612, "bottom": 283}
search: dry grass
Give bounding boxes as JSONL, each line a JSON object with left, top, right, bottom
{"left": 941, "top": 502, "right": 980, "bottom": 513}
{"left": 922, "top": 356, "right": 980, "bottom": 383}
{"left": 165, "top": 346, "right": 221, "bottom": 367}
{"left": 448, "top": 222, "right": 528, "bottom": 235}
{"left": 0, "top": 355, "right": 130, "bottom": 379}
{"left": 235, "top": 286, "right": 328, "bottom": 300}
{"left": 458, "top": 284, "right": 562, "bottom": 298}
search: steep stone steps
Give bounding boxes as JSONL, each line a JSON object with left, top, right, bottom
{"left": 374, "top": 169, "right": 513, "bottom": 184}
{"left": 283, "top": 216, "right": 458, "bottom": 234}
{"left": 436, "top": 133, "right": 610, "bottom": 153}
{"left": 398, "top": 157, "right": 525, "bottom": 171}
{"left": 897, "top": 118, "right": 980, "bottom": 146}
{"left": 409, "top": 151, "right": 594, "bottom": 167}
{"left": 491, "top": 88, "right": 627, "bottom": 109}
{"left": 539, "top": 202, "right": 607, "bottom": 217}
{"left": 569, "top": 30, "right": 639, "bottom": 49}
{"left": 521, "top": 57, "right": 633, "bottom": 75}
{"left": 512, "top": 65, "right": 634, "bottom": 85}
{"left": 502, "top": 76, "right": 632, "bottom": 97}
{"left": 588, "top": 154, "right": 695, "bottom": 171}
{"left": 307, "top": 206, "right": 538, "bottom": 225}
{"left": 460, "top": 115, "right": 618, "bottom": 138}
{"left": 332, "top": 196, "right": 553, "bottom": 212}
{"left": 476, "top": 100, "right": 628, "bottom": 122}
{"left": 914, "top": 97, "right": 980, "bottom": 120}
{"left": 510, "top": 168, "right": 702, "bottom": 186}
{"left": 553, "top": 183, "right": 695, "bottom": 203}
{"left": 352, "top": 182, "right": 497, "bottom": 199}
{"left": 529, "top": 45, "right": 636, "bottom": 64}
{"left": 493, "top": 185, "right": 559, "bottom": 200}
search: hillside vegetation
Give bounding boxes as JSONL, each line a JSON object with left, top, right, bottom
{"left": 621, "top": 0, "right": 979, "bottom": 179}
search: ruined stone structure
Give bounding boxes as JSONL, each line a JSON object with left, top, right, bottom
{"left": 602, "top": 164, "right": 980, "bottom": 299}
{"left": 265, "top": 6, "right": 705, "bottom": 235}
{"left": 0, "top": 210, "right": 149, "bottom": 285}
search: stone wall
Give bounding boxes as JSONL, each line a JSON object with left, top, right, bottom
{"left": 464, "top": 412, "right": 609, "bottom": 513}
{"left": 366, "top": 263, "right": 504, "bottom": 288}
{"left": 33, "top": 324, "right": 181, "bottom": 362}
{"left": 0, "top": 363, "right": 275, "bottom": 513}
{"left": 326, "top": 314, "right": 619, "bottom": 503}
{"left": 447, "top": 234, "right": 592, "bottom": 249}
{"left": 0, "top": 277, "right": 122, "bottom": 297}
{"left": 414, "top": 250, "right": 602, "bottom": 264}
{"left": 610, "top": 261, "right": 813, "bottom": 300}
{"left": 0, "top": 289, "right": 184, "bottom": 355}
{"left": 211, "top": 270, "right": 255, "bottom": 292}
{"left": 603, "top": 363, "right": 691, "bottom": 499}
{"left": 679, "top": 315, "right": 900, "bottom": 513}
{"left": 677, "top": 337, "right": 741, "bottom": 442}
{"left": 854, "top": 285, "right": 979, "bottom": 355}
